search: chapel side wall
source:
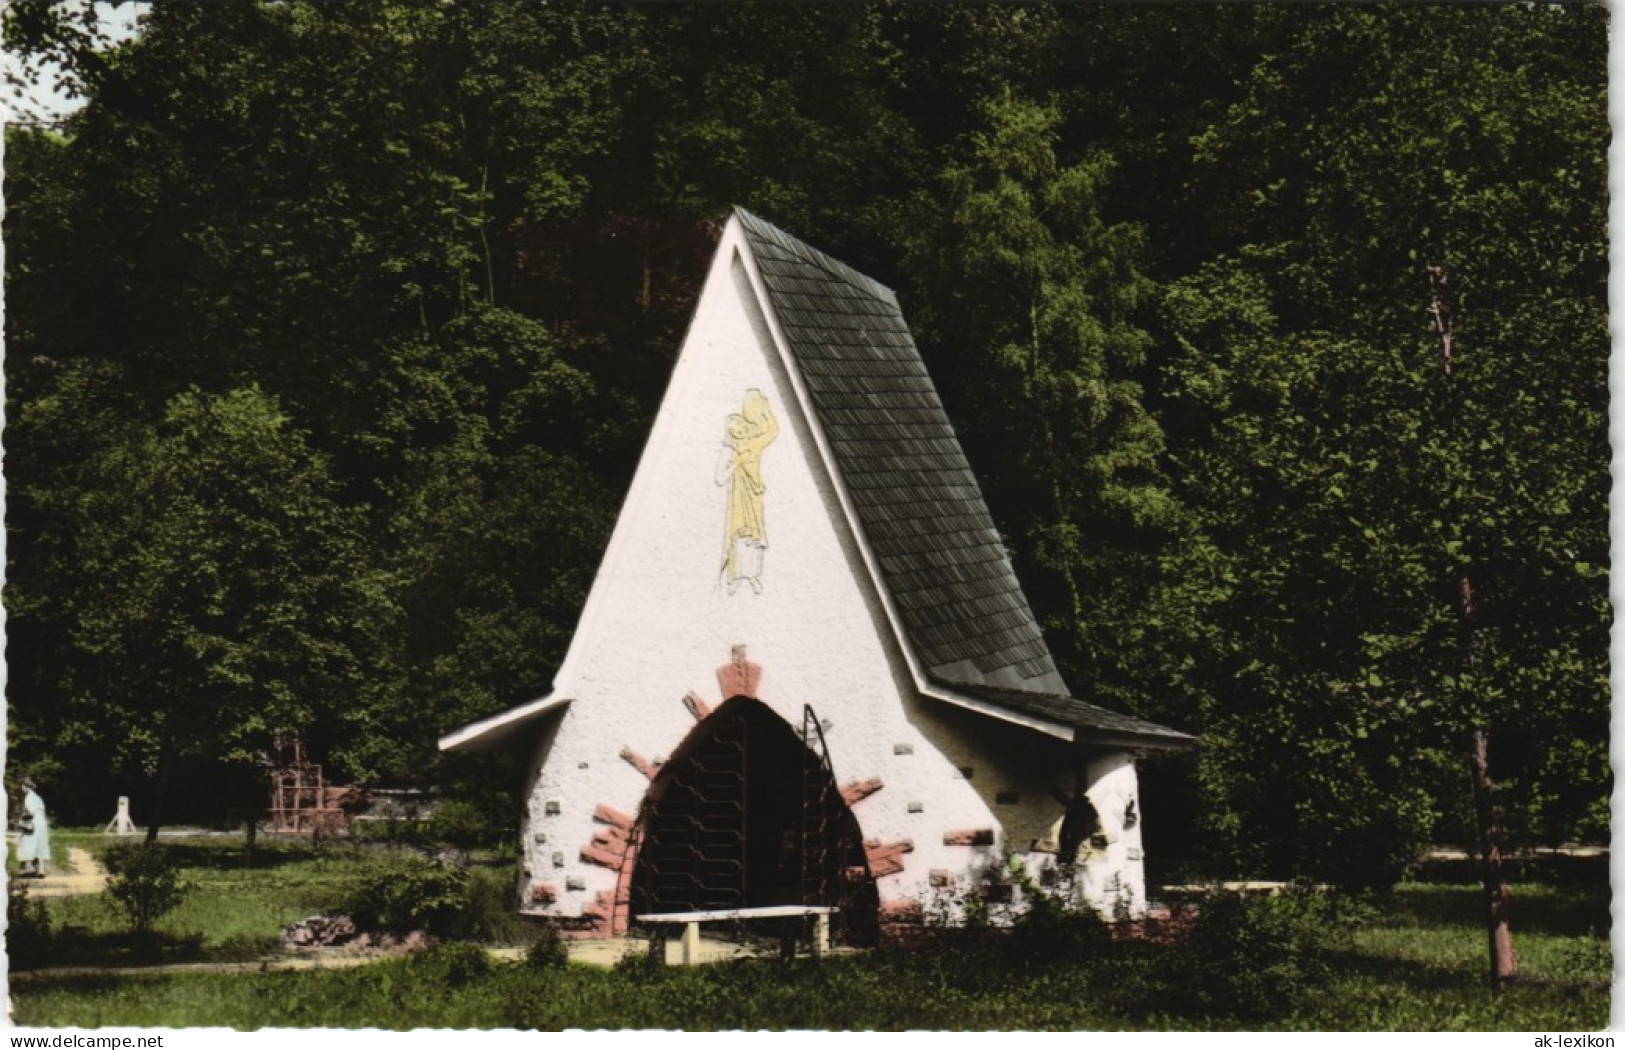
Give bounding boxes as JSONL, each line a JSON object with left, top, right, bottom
{"left": 515, "top": 227, "right": 1002, "bottom": 932}
{"left": 901, "top": 694, "right": 1150, "bottom": 920}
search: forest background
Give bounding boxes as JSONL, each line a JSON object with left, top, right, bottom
{"left": 3, "top": 1, "right": 1609, "bottom": 890}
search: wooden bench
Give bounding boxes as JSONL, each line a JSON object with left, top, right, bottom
{"left": 634, "top": 905, "right": 837, "bottom": 965}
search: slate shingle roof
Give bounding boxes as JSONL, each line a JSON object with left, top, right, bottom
{"left": 737, "top": 209, "right": 1055, "bottom": 684}
{"left": 736, "top": 208, "right": 1195, "bottom": 750}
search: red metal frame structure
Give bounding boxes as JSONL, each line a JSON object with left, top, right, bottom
{"left": 267, "top": 734, "right": 353, "bottom": 835}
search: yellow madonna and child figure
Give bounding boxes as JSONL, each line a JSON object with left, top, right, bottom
{"left": 715, "top": 389, "right": 779, "bottom": 594}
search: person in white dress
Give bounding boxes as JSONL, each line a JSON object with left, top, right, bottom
{"left": 16, "top": 777, "right": 51, "bottom": 877}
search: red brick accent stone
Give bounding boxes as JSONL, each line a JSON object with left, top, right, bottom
{"left": 716, "top": 649, "right": 762, "bottom": 698}
{"left": 576, "top": 796, "right": 643, "bottom": 936}
{"left": 591, "top": 824, "right": 629, "bottom": 853}
{"left": 839, "top": 777, "right": 883, "bottom": 806}
{"left": 880, "top": 900, "right": 923, "bottom": 933}
{"left": 580, "top": 842, "right": 625, "bottom": 870}
{"left": 877, "top": 900, "right": 927, "bottom": 947}
{"left": 593, "top": 804, "right": 636, "bottom": 831}
{"left": 582, "top": 875, "right": 637, "bottom": 936}
{"left": 943, "top": 828, "right": 996, "bottom": 847}
{"left": 620, "top": 747, "right": 658, "bottom": 780}
{"left": 682, "top": 692, "right": 712, "bottom": 722}
{"left": 863, "top": 838, "right": 914, "bottom": 878}
{"left": 528, "top": 881, "right": 558, "bottom": 905}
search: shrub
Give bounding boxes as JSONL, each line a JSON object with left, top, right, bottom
{"left": 444, "top": 866, "right": 530, "bottom": 943}
{"left": 104, "top": 844, "right": 192, "bottom": 942}
{"left": 526, "top": 926, "right": 569, "bottom": 970}
{"left": 1175, "top": 886, "right": 1344, "bottom": 1019}
{"left": 1006, "top": 889, "right": 1112, "bottom": 966}
{"left": 429, "top": 800, "right": 493, "bottom": 856}
{"left": 614, "top": 936, "right": 672, "bottom": 979}
{"left": 7, "top": 881, "right": 53, "bottom": 968}
{"left": 413, "top": 942, "right": 492, "bottom": 987}
{"left": 344, "top": 854, "right": 471, "bottom": 938}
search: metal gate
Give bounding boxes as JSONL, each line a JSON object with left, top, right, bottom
{"left": 626, "top": 698, "right": 878, "bottom": 945}
{"left": 634, "top": 710, "right": 749, "bottom": 914}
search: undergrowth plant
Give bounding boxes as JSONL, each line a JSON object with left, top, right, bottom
{"left": 342, "top": 853, "right": 471, "bottom": 938}
{"left": 103, "top": 844, "right": 192, "bottom": 945}
{"left": 1173, "top": 884, "right": 1347, "bottom": 1019}
{"left": 8, "top": 880, "right": 54, "bottom": 968}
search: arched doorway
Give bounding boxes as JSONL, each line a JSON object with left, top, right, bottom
{"left": 628, "top": 697, "right": 879, "bottom": 946}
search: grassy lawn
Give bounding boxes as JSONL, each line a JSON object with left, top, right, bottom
{"left": 9, "top": 835, "right": 1610, "bottom": 1031}
{"left": 13, "top": 829, "right": 530, "bottom": 968}
{"left": 39, "top": 833, "right": 368, "bottom": 963}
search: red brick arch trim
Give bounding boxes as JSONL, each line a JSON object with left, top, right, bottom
{"left": 683, "top": 692, "right": 712, "bottom": 722}
{"left": 578, "top": 801, "right": 641, "bottom": 935}
{"left": 620, "top": 747, "right": 659, "bottom": 780}
{"left": 840, "top": 777, "right": 883, "bottom": 807}
{"left": 863, "top": 838, "right": 914, "bottom": 878}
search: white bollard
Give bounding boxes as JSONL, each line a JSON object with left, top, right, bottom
{"left": 105, "top": 796, "right": 137, "bottom": 836}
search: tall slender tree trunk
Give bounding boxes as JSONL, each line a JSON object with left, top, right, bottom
{"left": 1431, "top": 265, "right": 1516, "bottom": 993}
{"left": 144, "top": 747, "right": 171, "bottom": 846}
{"left": 1469, "top": 724, "right": 1518, "bottom": 990}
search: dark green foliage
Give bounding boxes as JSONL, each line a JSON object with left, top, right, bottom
{"left": 428, "top": 800, "right": 495, "bottom": 855}
{"left": 3, "top": 2, "right": 1607, "bottom": 891}
{"left": 1004, "top": 888, "right": 1114, "bottom": 965}
{"left": 1154, "top": 4, "right": 1608, "bottom": 879}
{"left": 7, "top": 882, "right": 54, "bottom": 969}
{"left": 342, "top": 855, "right": 471, "bottom": 938}
{"left": 103, "top": 844, "right": 192, "bottom": 942}
{"left": 412, "top": 942, "right": 492, "bottom": 988}
{"left": 1173, "top": 889, "right": 1344, "bottom": 1019}
{"left": 525, "top": 926, "right": 569, "bottom": 971}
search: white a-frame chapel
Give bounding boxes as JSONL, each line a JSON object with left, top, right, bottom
{"left": 440, "top": 208, "right": 1196, "bottom": 945}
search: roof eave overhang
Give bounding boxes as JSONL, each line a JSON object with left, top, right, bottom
{"left": 1074, "top": 729, "right": 1201, "bottom": 754}
{"left": 438, "top": 693, "right": 571, "bottom": 754}
{"left": 922, "top": 681, "right": 1199, "bottom": 753}
{"left": 918, "top": 683, "right": 1076, "bottom": 742}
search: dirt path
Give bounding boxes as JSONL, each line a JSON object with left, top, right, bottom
{"left": 24, "top": 847, "right": 108, "bottom": 899}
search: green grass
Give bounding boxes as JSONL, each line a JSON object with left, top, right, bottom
{"left": 10, "top": 837, "right": 1610, "bottom": 1030}
{"left": 16, "top": 831, "right": 529, "bottom": 967}
{"left": 10, "top": 918, "right": 1608, "bottom": 1031}
{"left": 40, "top": 836, "right": 358, "bottom": 962}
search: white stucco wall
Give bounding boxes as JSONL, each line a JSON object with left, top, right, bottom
{"left": 513, "top": 217, "right": 1149, "bottom": 929}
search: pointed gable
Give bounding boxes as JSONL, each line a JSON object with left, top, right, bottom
{"left": 442, "top": 208, "right": 1195, "bottom": 755}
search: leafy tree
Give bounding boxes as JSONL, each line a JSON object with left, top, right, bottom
{"left": 2, "top": 0, "right": 131, "bottom": 123}
{"left": 4, "top": 2, "right": 1605, "bottom": 889}
{"left": 907, "top": 92, "right": 1181, "bottom": 712}
{"left": 1160, "top": 5, "right": 1608, "bottom": 887}
{"left": 34, "top": 385, "right": 383, "bottom": 835}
